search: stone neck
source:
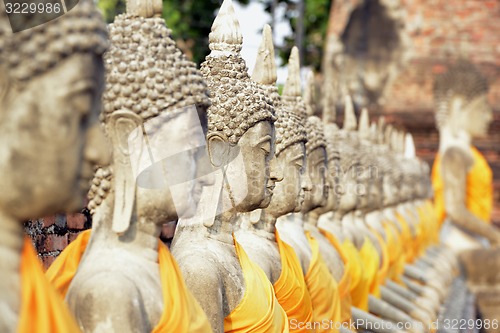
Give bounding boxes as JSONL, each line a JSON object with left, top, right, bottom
{"left": 91, "top": 192, "right": 161, "bottom": 263}
{"left": 0, "top": 210, "right": 24, "bottom": 328}
{"left": 206, "top": 211, "right": 238, "bottom": 245}
{"left": 176, "top": 209, "right": 236, "bottom": 246}
{"left": 438, "top": 126, "right": 472, "bottom": 154}
{"left": 243, "top": 209, "right": 277, "bottom": 241}
{"left": 304, "top": 211, "right": 320, "bottom": 227}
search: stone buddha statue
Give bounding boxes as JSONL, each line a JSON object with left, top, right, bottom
{"left": 343, "top": 113, "right": 431, "bottom": 330}
{"left": 235, "top": 24, "right": 314, "bottom": 332}
{"left": 0, "top": 1, "right": 109, "bottom": 332}
{"left": 274, "top": 48, "right": 346, "bottom": 333}
{"left": 171, "top": 1, "right": 288, "bottom": 332}
{"left": 46, "top": 3, "right": 214, "bottom": 332}
{"left": 315, "top": 99, "right": 410, "bottom": 333}
{"left": 431, "top": 60, "right": 500, "bottom": 252}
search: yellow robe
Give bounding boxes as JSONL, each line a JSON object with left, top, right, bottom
{"left": 225, "top": 238, "right": 289, "bottom": 333}
{"left": 383, "top": 222, "right": 403, "bottom": 282}
{"left": 358, "top": 237, "right": 380, "bottom": 298}
{"left": 274, "top": 231, "right": 314, "bottom": 333}
{"left": 396, "top": 213, "right": 413, "bottom": 264}
{"left": 18, "top": 238, "right": 82, "bottom": 333}
{"left": 371, "top": 231, "right": 389, "bottom": 289}
{"left": 305, "top": 233, "right": 341, "bottom": 332}
{"left": 320, "top": 229, "right": 352, "bottom": 324}
{"left": 432, "top": 146, "right": 493, "bottom": 225}
{"left": 46, "top": 230, "right": 212, "bottom": 333}
{"left": 341, "top": 239, "right": 369, "bottom": 311}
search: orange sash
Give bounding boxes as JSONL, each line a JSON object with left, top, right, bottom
{"left": 341, "top": 239, "right": 369, "bottom": 311}
{"left": 305, "top": 232, "right": 341, "bottom": 332}
{"left": 274, "top": 231, "right": 314, "bottom": 333}
{"left": 320, "top": 229, "right": 352, "bottom": 323}
{"left": 358, "top": 237, "right": 380, "bottom": 298}
{"left": 224, "top": 238, "right": 289, "bottom": 333}
{"left": 432, "top": 146, "right": 493, "bottom": 225}
{"left": 46, "top": 230, "right": 212, "bottom": 332}
{"left": 18, "top": 238, "right": 82, "bottom": 333}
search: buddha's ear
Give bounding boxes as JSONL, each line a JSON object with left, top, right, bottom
{"left": 106, "top": 110, "right": 143, "bottom": 235}
{"left": 207, "top": 133, "right": 231, "bottom": 168}
{"left": 0, "top": 68, "right": 11, "bottom": 107}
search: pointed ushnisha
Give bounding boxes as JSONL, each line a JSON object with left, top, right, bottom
{"left": 404, "top": 133, "right": 416, "bottom": 159}
{"left": 303, "top": 70, "right": 316, "bottom": 117}
{"left": 283, "top": 46, "right": 302, "bottom": 98}
{"left": 208, "top": 0, "right": 243, "bottom": 53}
{"left": 252, "top": 26, "right": 306, "bottom": 156}
{"left": 343, "top": 95, "right": 357, "bottom": 131}
{"left": 126, "top": 0, "right": 162, "bottom": 18}
{"left": 358, "top": 107, "right": 370, "bottom": 140}
{"left": 369, "top": 122, "right": 378, "bottom": 143}
{"left": 251, "top": 24, "right": 277, "bottom": 85}
{"left": 200, "top": 0, "right": 275, "bottom": 145}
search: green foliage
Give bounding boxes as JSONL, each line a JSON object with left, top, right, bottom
{"left": 97, "top": 0, "right": 249, "bottom": 64}
{"left": 97, "top": 0, "right": 125, "bottom": 23}
{"left": 95, "top": 0, "right": 329, "bottom": 69}
{"left": 259, "top": 0, "right": 330, "bottom": 70}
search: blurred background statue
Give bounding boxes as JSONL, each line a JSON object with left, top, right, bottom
{"left": 431, "top": 60, "right": 500, "bottom": 252}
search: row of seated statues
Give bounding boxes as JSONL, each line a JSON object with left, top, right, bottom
{"left": 0, "top": 0, "right": 497, "bottom": 332}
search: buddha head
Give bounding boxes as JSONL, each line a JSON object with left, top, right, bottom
{"left": 315, "top": 123, "right": 342, "bottom": 215}
{"left": 335, "top": 96, "right": 361, "bottom": 215}
{"left": 200, "top": 0, "right": 276, "bottom": 215}
{"left": 252, "top": 26, "right": 307, "bottom": 218}
{"left": 0, "top": 0, "right": 109, "bottom": 220}
{"left": 434, "top": 60, "right": 492, "bottom": 138}
{"left": 88, "top": 12, "right": 211, "bottom": 234}
{"left": 302, "top": 116, "right": 328, "bottom": 214}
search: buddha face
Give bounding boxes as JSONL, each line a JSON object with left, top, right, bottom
{"left": 369, "top": 175, "right": 383, "bottom": 210}
{"left": 451, "top": 94, "right": 493, "bottom": 138}
{"left": 382, "top": 175, "right": 398, "bottom": 206}
{"left": 131, "top": 107, "right": 212, "bottom": 222}
{"left": 208, "top": 120, "right": 275, "bottom": 213}
{"left": 355, "top": 164, "right": 371, "bottom": 210}
{"left": 314, "top": 155, "right": 341, "bottom": 215}
{"left": 265, "top": 142, "right": 306, "bottom": 217}
{"left": 0, "top": 54, "right": 110, "bottom": 220}
{"left": 337, "top": 162, "right": 360, "bottom": 214}
{"left": 302, "top": 147, "right": 327, "bottom": 213}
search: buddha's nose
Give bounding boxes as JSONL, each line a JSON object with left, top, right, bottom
{"left": 85, "top": 123, "right": 112, "bottom": 168}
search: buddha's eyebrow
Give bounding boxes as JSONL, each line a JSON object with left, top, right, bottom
{"left": 290, "top": 154, "right": 304, "bottom": 162}
{"left": 68, "top": 79, "right": 95, "bottom": 94}
{"left": 315, "top": 157, "right": 326, "bottom": 165}
{"left": 256, "top": 135, "right": 272, "bottom": 145}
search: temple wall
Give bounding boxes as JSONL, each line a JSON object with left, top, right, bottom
{"left": 25, "top": 213, "right": 90, "bottom": 268}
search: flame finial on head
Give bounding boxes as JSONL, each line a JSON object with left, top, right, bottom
{"left": 404, "top": 133, "right": 416, "bottom": 159}
{"left": 304, "top": 70, "right": 317, "bottom": 116}
{"left": 283, "top": 46, "right": 301, "bottom": 98}
{"left": 369, "top": 122, "right": 378, "bottom": 143}
{"left": 343, "top": 95, "right": 357, "bottom": 131}
{"left": 252, "top": 24, "right": 276, "bottom": 85}
{"left": 358, "top": 107, "right": 370, "bottom": 140}
{"left": 209, "top": 0, "right": 243, "bottom": 54}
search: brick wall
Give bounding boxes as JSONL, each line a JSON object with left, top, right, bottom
{"left": 24, "top": 212, "right": 91, "bottom": 268}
